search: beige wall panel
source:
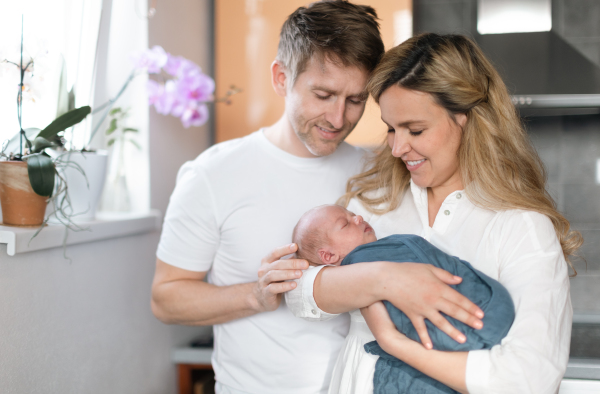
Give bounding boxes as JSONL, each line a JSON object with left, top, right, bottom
{"left": 216, "top": 0, "right": 412, "bottom": 147}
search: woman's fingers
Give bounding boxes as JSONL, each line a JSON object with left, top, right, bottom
{"left": 430, "top": 266, "right": 485, "bottom": 320}
{"left": 437, "top": 298, "right": 484, "bottom": 330}
{"left": 410, "top": 316, "right": 433, "bottom": 349}
{"left": 427, "top": 311, "right": 467, "bottom": 344}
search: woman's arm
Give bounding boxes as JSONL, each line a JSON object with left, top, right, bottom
{"left": 312, "top": 261, "right": 483, "bottom": 347}
{"left": 357, "top": 212, "right": 572, "bottom": 394}
{"left": 463, "top": 211, "right": 572, "bottom": 394}
{"left": 362, "top": 302, "right": 468, "bottom": 393}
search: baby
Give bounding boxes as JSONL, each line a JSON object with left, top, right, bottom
{"left": 292, "top": 204, "right": 377, "bottom": 266}
{"left": 291, "top": 204, "right": 516, "bottom": 394}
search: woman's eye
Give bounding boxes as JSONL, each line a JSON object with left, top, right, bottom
{"left": 316, "top": 95, "right": 330, "bottom": 100}
{"left": 409, "top": 130, "right": 423, "bottom": 136}
{"left": 387, "top": 128, "right": 395, "bottom": 133}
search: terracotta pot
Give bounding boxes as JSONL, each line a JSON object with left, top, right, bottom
{"left": 0, "top": 161, "right": 48, "bottom": 226}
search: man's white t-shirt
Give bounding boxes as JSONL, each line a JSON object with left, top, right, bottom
{"left": 156, "top": 130, "right": 365, "bottom": 394}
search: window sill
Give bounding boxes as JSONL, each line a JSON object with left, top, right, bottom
{"left": 0, "top": 210, "right": 162, "bottom": 256}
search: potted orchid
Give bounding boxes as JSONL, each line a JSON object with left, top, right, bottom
{"left": 0, "top": 23, "right": 91, "bottom": 228}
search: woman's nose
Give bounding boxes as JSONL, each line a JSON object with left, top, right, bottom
{"left": 389, "top": 133, "right": 411, "bottom": 157}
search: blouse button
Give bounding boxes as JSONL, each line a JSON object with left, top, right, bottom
{"left": 456, "top": 193, "right": 462, "bottom": 199}
{"left": 311, "top": 309, "right": 317, "bottom": 315}
{"left": 444, "top": 210, "right": 450, "bottom": 216}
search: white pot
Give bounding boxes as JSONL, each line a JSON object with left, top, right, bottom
{"left": 59, "top": 150, "right": 108, "bottom": 221}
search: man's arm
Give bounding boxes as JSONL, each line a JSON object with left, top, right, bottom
{"left": 151, "top": 244, "right": 309, "bottom": 325}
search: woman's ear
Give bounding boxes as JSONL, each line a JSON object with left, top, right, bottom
{"left": 271, "top": 60, "right": 288, "bottom": 97}
{"left": 455, "top": 113, "right": 467, "bottom": 129}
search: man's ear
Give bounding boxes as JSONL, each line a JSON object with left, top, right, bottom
{"left": 271, "top": 60, "right": 288, "bottom": 97}
{"left": 318, "top": 248, "right": 340, "bottom": 265}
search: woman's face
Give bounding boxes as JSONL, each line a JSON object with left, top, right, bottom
{"left": 380, "top": 85, "right": 466, "bottom": 191}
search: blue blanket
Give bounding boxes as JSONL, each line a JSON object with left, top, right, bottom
{"left": 341, "top": 234, "right": 515, "bottom": 394}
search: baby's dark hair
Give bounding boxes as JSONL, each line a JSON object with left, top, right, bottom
{"left": 292, "top": 208, "right": 328, "bottom": 266}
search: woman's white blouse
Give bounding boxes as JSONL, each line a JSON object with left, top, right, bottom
{"left": 286, "top": 181, "right": 572, "bottom": 394}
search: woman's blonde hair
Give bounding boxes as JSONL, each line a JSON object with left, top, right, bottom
{"left": 339, "top": 33, "right": 582, "bottom": 273}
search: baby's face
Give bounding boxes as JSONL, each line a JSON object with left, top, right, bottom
{"left": 318, "top": 205, "right": 377, "bottom": 264}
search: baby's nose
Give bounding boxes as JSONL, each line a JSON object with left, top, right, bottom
{"left": 354, "top": 215, "right": 363, "bottom": 224}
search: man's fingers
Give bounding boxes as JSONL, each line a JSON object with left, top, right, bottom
{"left": 410, "top": 317, "right": 433, "bottom": 350}
{"left": 260, "top": 268, "right": 303, "bottom": 284}
{"left": 428, "top": 311, "right": 467, "bottom": 344}
{"left": 260, "top": 243, "right": 298, "bottom": 265}
{"left": 265, "top": 281, "right": 297, "bottom": 295}
{"left": 257, "top": 258, "right": 308, "bottom": 278}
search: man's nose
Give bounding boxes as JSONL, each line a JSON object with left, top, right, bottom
{"left": 391, "top": 132, "right": 411, "bottom": 157}
{"left": 325, "top": 100, "right": 345, "bottom": 130}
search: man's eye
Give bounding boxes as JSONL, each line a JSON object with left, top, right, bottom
{"left": 316, "top": 95, "right": 330, "bottom": 100}
{"left": 409, "top": 130, "right": 423, "bottom": 136}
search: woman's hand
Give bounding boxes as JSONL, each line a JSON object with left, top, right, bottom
{"left": 375, "top": 262, "right": 483, "bottom": 349}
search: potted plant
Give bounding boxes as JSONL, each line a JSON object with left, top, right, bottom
{"left": 0, "top": 22, "right": 91, "bottom": 227}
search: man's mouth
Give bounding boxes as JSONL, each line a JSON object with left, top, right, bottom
{"left": 316, "top": 125, "right": 342, "bottom": 140}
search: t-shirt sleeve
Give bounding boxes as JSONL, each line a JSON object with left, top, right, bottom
{"left": 156, "top": 163, "right": 219, "bottom": 272}
{"left": 465, "top": 211, "right": 572, "bottom": 394}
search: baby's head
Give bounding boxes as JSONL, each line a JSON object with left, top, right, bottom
{"left": 292, "top": 205, "right": 377, "bottom": 266}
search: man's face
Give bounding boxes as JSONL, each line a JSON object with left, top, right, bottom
{"left": 284, "top": 57, "right": 369, "bottom": 157}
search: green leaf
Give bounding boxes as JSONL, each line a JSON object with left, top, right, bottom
{"left": 123, "top": 127, "right": 138, "bottom": 133}
{"left": 106, "top": 118, "right": 118, "bottom": 135}
{"left": 31, "top": 137, "right": 54, "bottom": 153}
{"left": 107, "top": 139, "right": 116, "bottom": 147}
{"left": 109, "top": 107, "right": 122, "bottom": 115}
{"left": 37, "top": 106, "right": 91, "bottom": 140}
{"left": 55, "top": 56, "right": 69, "bottom": 118}
{"left": 128, "top": 139, "right": 141, "bottom": 151}
{"left": 26, "top": 154, "right": 55, "bottom": 197}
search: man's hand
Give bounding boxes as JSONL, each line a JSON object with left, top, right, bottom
{"left": 380, "top": 262, "right": 484, "bottom": 349}
{"left": 252, "top": 243, "right": 309, "bottom": 312}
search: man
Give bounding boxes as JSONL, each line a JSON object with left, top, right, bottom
{"left": 151, "top": 2, "right": 481, "bottom": 393}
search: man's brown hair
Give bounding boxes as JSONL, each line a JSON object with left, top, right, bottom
{"left": 277, "top": 0, "right": 385, "bottom": 83}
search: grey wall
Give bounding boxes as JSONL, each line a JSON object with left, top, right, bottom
{"left": 413, "top": 0, "right": 600, "bottom": 313}
{"left": 147, "top": 0, "right": 215, "bottom": 351}
{"left": 148, "top": 0, "right": 214, "bottom": 216}
{"left": 553, "top": 0, "right": 600, "bottom": 67}
{"left": 0, "top": 232, "right": 177, "bottom": 394}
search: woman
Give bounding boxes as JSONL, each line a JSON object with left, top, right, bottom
{"left": 291, "top": 33, "right": 582, "bottom": 393}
